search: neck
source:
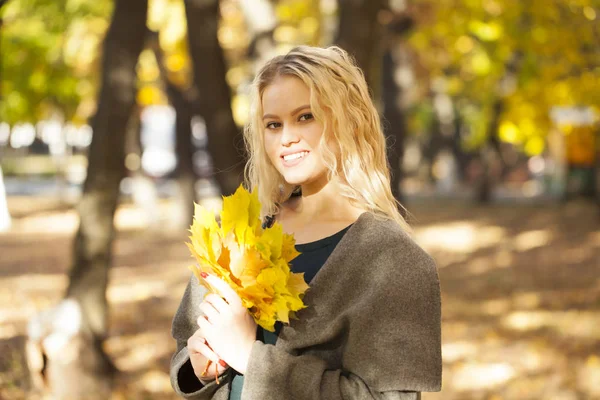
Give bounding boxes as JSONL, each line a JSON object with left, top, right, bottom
{"left": 295, "top": 177, "right": 364, "bottom": 222}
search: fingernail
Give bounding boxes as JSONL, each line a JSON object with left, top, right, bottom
{"left": 218, "top": 359, "right": 227, "bottom": 368}
{"left": 200, "top": 272, "right": 208, "bottom": 279}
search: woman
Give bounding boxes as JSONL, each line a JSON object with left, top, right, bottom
{"left": 170, "top": 46, "right": 442, "bottom": 399}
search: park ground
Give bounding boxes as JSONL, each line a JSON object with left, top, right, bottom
{"left": 0, "top": 196, "right": 599, "bottom": 399}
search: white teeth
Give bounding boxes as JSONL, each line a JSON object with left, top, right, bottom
{"left": 283, "top": 151, "right": 307, "bottom": 161}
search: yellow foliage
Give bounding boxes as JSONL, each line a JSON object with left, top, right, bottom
{"left": 232, "top": 94, "right": 250, "bottom": 126}
{"left": 583, "top": 6, "right": 596, "bottom": 21}
{"left": 471, "top": 50, "right": 492, "bottom": 75}
{"left": 524, "top": 136, "right": 545, "bottom": 157}
{"left": 455, "top": 36, "right": 475, "bottom": 54}
{"left": 519, "top": 119, "right": 537, "bottom": 138}
{"left": 469, "top": 20, "right": 503, "bottom": 41}
{"left": 407, "top": 0, "right": 599, "bottom": 156}
{"left": 564, "top": 126, "right": 597, "bottom": 165}
{"left": 499, "top": 121, "right": 521, "bottom": 144}
{"left": 226, "top": 66, "right": 247, "bottom": 89}
{"left": 187, "top": 185, "right": 308, "bottom": 332}
{"left": 165, "top": 53, "right": 186, "bottom": 72}
{"left": 136, "top": 86, "right": 164, "bottom": 106}
{"left": 147, "top": 0, "right": 168, "bottom": 31}
{"left": 274, "top": 25, "right": 298, "bottom": 43}
{"left": 447, "top": 77, "right": 465, "bottom": 95}
{"left": 137, "top": 49, "right": 160, "bottom": 82}
{"left": 299, "top": 17, "right": 319, "bottom": 41}
{"left": 158, "top": 1, "right": 187, "bottom": 52}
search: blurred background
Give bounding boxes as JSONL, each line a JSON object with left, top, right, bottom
{"left": 0, "top": 0, "right": 599, "bottom": 399}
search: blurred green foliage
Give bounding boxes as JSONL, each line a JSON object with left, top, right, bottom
{"left": 1, "top": 0, "right": 113, "bottom": 124}
{"left": 1, "top": 0, "right": 598, "bottom": 158}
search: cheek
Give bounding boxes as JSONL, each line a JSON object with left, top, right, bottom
{"left": 263, "top": 135, "right": 279, "bottom": 164}
{"left": 307, "top": 125, "right": 327, "bottom": 154}
{"left": 298, "top": 124, "right": 318, "bottom": 147}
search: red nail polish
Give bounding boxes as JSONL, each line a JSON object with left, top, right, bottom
{"left": 200, "top": 272, "right": 208, "bottom": 279}
{"left": 218, "top": 359, "right": 227, "bottom": 368}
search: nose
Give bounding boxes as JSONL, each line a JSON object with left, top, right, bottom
{"left": 280, "top": 125, "right": 300, "bottom": 147}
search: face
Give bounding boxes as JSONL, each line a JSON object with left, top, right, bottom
{"left": 262, "top": 75, "right": 329, "bottom": 192}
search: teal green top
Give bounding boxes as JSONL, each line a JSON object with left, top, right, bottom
{"left": 228, "top": 224, "right": 352, "bottom": 399}
{"left": 229, "top": 328, "right": 278, "bottom": 399}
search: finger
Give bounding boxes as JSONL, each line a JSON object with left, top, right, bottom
{"left": 190, "top": 338, "right": 220, "bottom": 364}
{"left": 199, "top": 301, "right": 220, "bottom": 322}
{"left": 197, "top": 314, "right": 212, "bottom": 328}
{"left": 188, "top": 335, "right": 212, "bottom": 356}
{"left": 205, "top": 293, "right": 231, "bottom": 314}
{"left": 203, "top": 274, "right": 243, "bottom": 309}
{"left": 188, "top": 329, "right": 206, "bottom": 347}
{"left": 197, "top": 312, "right": 215, "bottom": 336}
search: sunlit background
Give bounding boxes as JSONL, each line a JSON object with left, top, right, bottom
{"left": 1, "top": 0, "right": 599, "bottom": 399}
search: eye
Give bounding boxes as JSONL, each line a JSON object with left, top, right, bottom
{"left": 265, "top": 121, "right": 281, "bottom": 130}
{"left": 299, "top": 113, "right": 314, "bottom": 122}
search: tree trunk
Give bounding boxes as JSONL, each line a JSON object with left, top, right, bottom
{"left": 184, "top": 0, "right": 245, "bottom": 196}
{"left": 382, "top": 48, "right": 406, "bottom": 205}
{"left": 476, "top": 52, "right": 522, "bottom": 203}
{"left": 477, "top": 99, "right": 503, "bottom": 203}
{"left": 336, "top": 0, "right": 387, "bottom": 100}
{"left": 239, "top": 0, "right": 277, "bottom": 66}
{"left": 26, "top": 1, "right": 148, "bottom": 398}
{"left": 149, "top": 30, "right": 197, "bottom": 228}
{"left": 172, "top": 92, "right": 196, "bottom": 226}
{"left": 595, "top": 144, "right": 600, "bottom": 219}
{"left": 451, "top": 106, "right": 471, "bottom": 183}
{"left": 0, "top": 165, "right": 10, "bottom": 232}
{"left": 68, "top": 0, "right": 147, "bottom": 341}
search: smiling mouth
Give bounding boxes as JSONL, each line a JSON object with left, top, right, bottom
{"left": 282, "top": 151, "right": 309, "bottom": 162}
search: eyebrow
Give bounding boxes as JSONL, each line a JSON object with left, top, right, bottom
{"left": 263, "top": 104, "right": 311, "bottom": 120}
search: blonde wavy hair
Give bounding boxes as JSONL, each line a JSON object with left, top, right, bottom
{"left": 243, "top": 45, "right": 409, "bottom": 231}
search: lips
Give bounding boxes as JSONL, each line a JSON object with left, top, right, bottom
{"left": 282, "top": 151, "right": 308, "bottom": 161}
{"left": 280, "top": 150, "right": 309, "bottom": 167}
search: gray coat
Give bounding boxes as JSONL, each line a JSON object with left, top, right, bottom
{"left": 170, "top": 212, "right": 442, "bottom": 399}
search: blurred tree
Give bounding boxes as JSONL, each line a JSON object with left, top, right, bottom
{"left": 68, "top": 0, "right": 147, "bottom": 343}
{"left": 240, "top": 0, "right": 277, "bottom": 65}
{"left": 0, "top": 1, "right": 9, "bottom": 232}
{"left": 381, "top": 9, "right": 416, "bottom": 207}
{"left": 184, "top": 0, "right": 245, "bottom": 196}
{"left": 336, "top": 0, "right": 413, "bottom": 206}
{"left": 0, "top": 165, "right": 10, "bottom": 232}
{"left": 408, "top": 0, "right": 600, "bottom": 200}
{"left": 25, "top": 1, "right": 148, "bottom": 398}
{"left": 335, "top": 0, "right": 387, "bottom": 100}
{"left": 147, "top": 29, "right": 197, "bottom": 228}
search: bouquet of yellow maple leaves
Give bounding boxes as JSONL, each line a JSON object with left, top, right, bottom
{"left": 187, "top": 185, "right": 309, "bottom": 334}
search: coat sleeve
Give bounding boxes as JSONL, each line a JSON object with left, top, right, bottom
{"left": 242, "top": 342, "right": 422, "bottom": 400}
{"left": 170, "top": 275, "right": 232, "bottom": 399}
{"left": 240, "top": 232, "right": 442, "bottom": 400}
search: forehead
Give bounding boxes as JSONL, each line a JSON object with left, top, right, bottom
{"left": 261, "top": 76, "right": 311, "bottom": 113}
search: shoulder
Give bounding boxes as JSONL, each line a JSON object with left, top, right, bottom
{"left": 345, "top": 213, "right": 438, "bottom": 287}
{"left": 354, "top": 213, "right": 435, "bottom": 265}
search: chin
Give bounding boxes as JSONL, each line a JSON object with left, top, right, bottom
{"left": 282, "top": 174, "right": 310, "bottom": 186}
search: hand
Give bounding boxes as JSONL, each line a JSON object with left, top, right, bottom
{"left": 197, "top": 273, "right": 257, "bottom": 375}
{"left": 187, "top": 328, "right": 228, "bottom": 381}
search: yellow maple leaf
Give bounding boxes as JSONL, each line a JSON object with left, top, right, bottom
{"left": 282, "top": 232, "right": 301, "bottom": 263}
{"left": 187, "top": 184, "right": 307, "bottom": 332}
{"left": 258, "top": 223, "right": 283, "bottom": 262}
{"left": 288, "top": 272, "right": 310, "bottom": 299}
